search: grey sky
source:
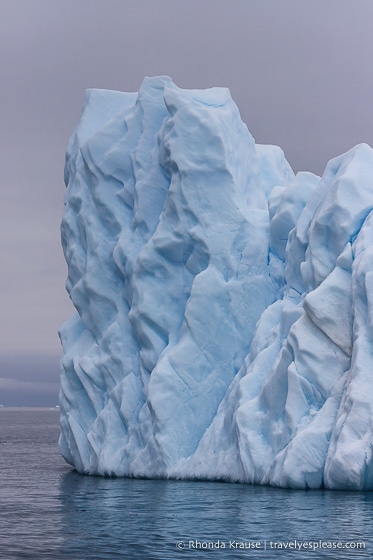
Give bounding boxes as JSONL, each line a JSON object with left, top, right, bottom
{"left": 1, "top": 0, "right": 373, "bottom": 405}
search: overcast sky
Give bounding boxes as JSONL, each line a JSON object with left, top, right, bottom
{"left": 1, "top": 0, "right": 373, "bottom": 405}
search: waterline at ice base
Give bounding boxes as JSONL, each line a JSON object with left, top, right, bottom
{"left": 59, "top": 76, "right": 373, "bottom": 490}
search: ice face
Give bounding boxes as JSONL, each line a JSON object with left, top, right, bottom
{"left": 60, "top": 76, "right": 373, "bottom": 490}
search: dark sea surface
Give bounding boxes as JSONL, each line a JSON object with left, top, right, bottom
{"left": 0, "top": 408, "right": 372, "bottom": 560}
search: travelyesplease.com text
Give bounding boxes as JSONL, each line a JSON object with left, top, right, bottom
{"left": 175, "top": 539, "right": 366, "bottom": 551}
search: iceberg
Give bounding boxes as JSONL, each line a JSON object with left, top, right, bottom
{"left": 59, "top": 76, "right": 373, "bottom": 490}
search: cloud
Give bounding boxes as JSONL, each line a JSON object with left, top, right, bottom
{"left": 0, "top": 354, "right": 60, "bottom": 405}
{"left": 0, "top": 377, "right": 59, "bottom": 406}
{"left": 0, "top": 377, "right": 59, "bottom": 407}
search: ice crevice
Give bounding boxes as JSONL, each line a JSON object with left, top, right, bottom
{"left": 60, "top": 76, "right": 373, "bottom": 489}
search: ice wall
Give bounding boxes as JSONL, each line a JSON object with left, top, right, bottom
{"left": 60, "top": 76, "right": 373, "bottom": 490}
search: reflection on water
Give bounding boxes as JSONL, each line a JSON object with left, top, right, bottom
{"left": 58, "top": 471, "right": 373, "bottom": 559}
{"left": 0, "top": 410, "right": 372, "bottom": 559}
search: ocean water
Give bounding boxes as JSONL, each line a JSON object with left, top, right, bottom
{"left": 0, "top": 409, "right": 372, "bottom": 559}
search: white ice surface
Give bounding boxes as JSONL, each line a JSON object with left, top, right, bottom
{"left": 60, "top": 77, "right": 373, "bottom": 489}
